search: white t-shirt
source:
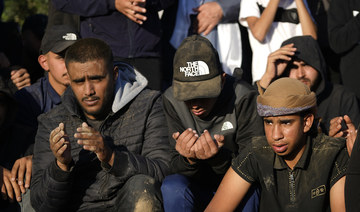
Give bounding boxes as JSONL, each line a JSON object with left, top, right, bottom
{"left": 239, "top": 0, "right": 312, "bottom": 82}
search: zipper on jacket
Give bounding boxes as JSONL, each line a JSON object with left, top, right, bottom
{"left": 289, "top": 170, "right": 296, "bottom": 204}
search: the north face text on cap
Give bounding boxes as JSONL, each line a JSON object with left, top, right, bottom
{"left": 179, "top": 61, "right": 209, "bottom": 77}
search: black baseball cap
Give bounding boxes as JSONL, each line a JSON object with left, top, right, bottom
{"left": 40, "top": 25, "right": 79, "bottom": 54}
{"left": 173, "top": 35, "right": 222, "bottom": 101}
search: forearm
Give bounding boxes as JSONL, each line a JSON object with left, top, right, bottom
{"left": 31, "top": 161, "right": 73, "bottom": 211}
{"left": 108, "top": 147, "right": 170, "bottom": 182}
{"left": 248, "top": 0, "right": 280, "bottom": 42}
{"left": 296, "top": 0, "right": 317, "bottom": 39}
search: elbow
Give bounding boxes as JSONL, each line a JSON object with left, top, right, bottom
{"left": 252, "top": 31, "right": 266, "bottom": 43}
{"left": 302, "top": 32, "right": 317, "bottom": 41}
{"left": 311, "top": 33, "right": 318, "bottom": 40}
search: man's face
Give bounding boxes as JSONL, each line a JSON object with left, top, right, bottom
{"left": 288, "top": 60, "right": 320, "bottom": 91}
{"left": 67, "top": 59, "right": 117, "bottom": 120}
{"left": 184, "top": 97, "right": 217, "bottom": 119}
{"left": 46, "top": 51, "right": 70, "bottom": 89}
{"left": 263, "top": 114, "right": 312, "bottom": 161}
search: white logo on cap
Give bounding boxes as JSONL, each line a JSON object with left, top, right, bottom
{"left": 179, "top": 61, "right": 209, "bottom": 77}
{"left": 62, "top": 33, "right": 77, "bottom": 41}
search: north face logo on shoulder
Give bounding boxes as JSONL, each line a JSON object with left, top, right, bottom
{"left": 221, "top": 121, "right": 233, "bottom": 131}
{"left": 311, "top": 185, "right": 326, "bottom": 199}
{"left": 179, "top": 61, "right": 209, "bottom": 77}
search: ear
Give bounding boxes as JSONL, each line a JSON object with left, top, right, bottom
{"left": 113, "top": 66, "right": 119, "bottom": 82}
{"left": 38, "top": 54, "right": 49, "bottom": 72}
{"left": 303, "top": 113, "right": 314, "bottom": 133}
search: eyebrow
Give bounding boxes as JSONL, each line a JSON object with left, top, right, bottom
{"left": 72, "top": 74, "right": 106, "bottom": 82}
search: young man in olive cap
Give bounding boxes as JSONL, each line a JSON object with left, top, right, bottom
{"left": 161, "top": 35, "right": 263, "bottom": 211}
{"left": 206, "top": 77, "right": 349, "bottom": 211}
{"left": 0, "top": 25, "right": 79, "bottom": 209}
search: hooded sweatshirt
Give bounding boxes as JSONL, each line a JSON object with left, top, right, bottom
{"left": 31, "top": 63, "right": 170, "bottom": 211}
{"left": 281, "top": 35, "right": 360, "bottom": 134}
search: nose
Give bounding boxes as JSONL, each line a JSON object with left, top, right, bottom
{"left": 296, "top": 66, "right": 305, "bottom": 79}
{"left": 272, "top": 124, "right": 284, "bottom": 141}
{"left": 84, "top": 81, "right": 95, "bottom": 96}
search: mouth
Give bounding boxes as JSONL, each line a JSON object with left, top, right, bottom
{"left": 83, "top": 97, "right": 100, "bottom": 106}
{"left": 191, "top": 109, "right": 205, "bottom": 116}
{"left": 272, "top": 144, "right": 288, "bottom": 153}
{"left": 299, "top": 79, "right": 310, "bottom": 85}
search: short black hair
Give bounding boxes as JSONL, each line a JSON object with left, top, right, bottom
{"left": 65, "top": 38, "right": 113, "bottom": 71}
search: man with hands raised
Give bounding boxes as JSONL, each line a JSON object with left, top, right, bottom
{"left": 258, "top": 35, "right": 360, "bottom": 135}
{"left": 31, "top": 38, "right": 170, "bottom": 211}
{"left": 161, "top": 35, "right": 263, "bottom": 211}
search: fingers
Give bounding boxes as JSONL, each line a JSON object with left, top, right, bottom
{"left": 1, "top": 183, "right": 6, "bottom": 200}
{"left": 10, "top": 160, "right": 25, "bottom": 193}
{"left": 196, "top": 2, "right": 223, "bottom": 35}
{"left": 10, "top": 68, "right": 31, "bottom": 89}
{"left": 3, "top": 169, "right": 21, "bottom": 202}
{"left": 194, "top": 130, "right": 221, "bottom": 159}
{"left": 115, "top": 0, "right": 147, "bottom": 24}
{"left": 329, "top": 116, "right": 343, "bottom": 137}
{"left": 175, "top": 129, "right": 198, "bottom": 158}
{"left": 172, "top": 132, "right": 180, "bottom": 140}
{"left": 75, "top": 122, "right": 101, "bottom": 149}
{"left": 179, "top": 129, "right": 198, "bottom": 151}
{"left": 50, "top": 123, "right": 65, "bottom": 142}
{"left": 214, "top": 134, "right": 225, "bottom": 147}
{"left": 24, "top": 162, "right": 31, "bottom": 189}
{"left": 344, "top": 115, "right": 355, "bottom": 131}
{"left": 268, "top": 44, "right": 296, "bottom": 62}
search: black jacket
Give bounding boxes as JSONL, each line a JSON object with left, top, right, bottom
{"left": 31, "top": 67, "right": 170, "bottom": 211}
{"left": 328, "top": 0, "right": 360, "bottom": 100}
{"left": 163, "top": 76, "right": 264, "bottom": 186}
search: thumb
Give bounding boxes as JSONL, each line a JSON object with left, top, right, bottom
{"left": 344, "top": 115, "right": 355, "bottom": 129}
{"left": 214, "top": 134, "right": 225, "bottom": 147}
{"left": 172, "top": 132, "right": 180, "bottom": 140}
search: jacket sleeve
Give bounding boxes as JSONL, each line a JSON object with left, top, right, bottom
{"left": 235, "top": 91, "right": 264, "bottom": 151}
{"left": 162, "top": 94, "right": 205, "bottom": 177}
{"left": 52, "top": 0, "right": 116, "bottom": 17}
{"left": 52, "top": 0, "right": 175, "bottom": 16}
{"left": 9, "top": 90, "right": 40, "bottom": 162}
{"left": 328, "top": 0, "right": 360, "bottom": 53}
{"left": 30, "top": 116, "right": 74, "bottom": 212}
{"left": 218, "top": 0, "right": 240, "bottom": 23}
{"left": 107, "top": 94, "right": 171, "bottom": 183}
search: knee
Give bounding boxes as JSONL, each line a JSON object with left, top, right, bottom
{"left": 161, "top": 174, "right": 191, "bottom": 199}
{"left": 123, "top": 174, "right": 162, "bottom": 211}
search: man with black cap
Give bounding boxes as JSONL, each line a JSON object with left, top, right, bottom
{"left": 206, "top": 77, "right": 349, "bottom": 211}
{"left": 257, "top": 35, "right": 360, "bottom": 136}
{"left": 0, "top": 25, "right": 79, "bottom": 209}
{"left": 161, "top": 35, "right": 263, "bottom": 211}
